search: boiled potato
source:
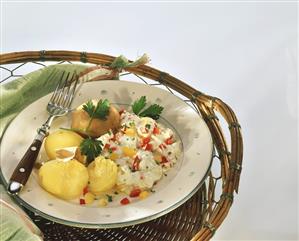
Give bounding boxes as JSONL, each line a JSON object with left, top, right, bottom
{"left": 38, "top": 159, "right": 88, "bottom": 200}
{"left": 88, "top": 156, "right": 118, "bottom": 194}
{"left": 45, "top": 130, "right": 83, "bottom": 160}
{"left": 71, "top": 100, "right": 120, "bottom": 138}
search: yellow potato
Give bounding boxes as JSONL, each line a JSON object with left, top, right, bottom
{"left": 38, "top": 159, "right": 88, "bottom": 200}
{"left": 88, "top": 156, "right": 118, "bottom": 194}
{"left": 45, "top": 130, "right": 83, "bottom": 160}
{"left": 71, "top": 101, "right": 120, "bottom": 138}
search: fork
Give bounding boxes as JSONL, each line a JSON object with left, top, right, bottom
{"left": 7, "top": 70, "right": 79, "bottom": 195}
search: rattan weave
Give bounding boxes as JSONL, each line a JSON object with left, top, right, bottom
{"left": 0, "top": 50, "right": 243, "bottom": 241}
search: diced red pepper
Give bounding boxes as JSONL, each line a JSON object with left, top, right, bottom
{"left": 132, "top": 156, "right": 140, "bottom": 171}
{"left": 129, "top": 188, "right": 141, "bottom": 198}
{"left": 142, "top": 137, "right": 151, "bottom": 147}
{"left": 111, "top": 146, "right": 117, "bottom": 151}
{"left": 153, "top": 126, "right": 160, "bottom": 135}
{"left": 83, "top": 186, "right": 88, "bottom": 195}
{"left": 145, "top": 143, "right": 153, "bottom": 151}
{"left": 80, "top": 199, "right": 86, "bottom": 205}
{"left": 104, "top": 143, "right": 110, "bottom": 149}
{"left": 120, "top": 197, "right": 130, "bottom": 205}
{"left": 165, "top": 136, "right": 173, "bottom": 145}
{"left": 159, "top": 144, "right": 166, "bottom": 149}
{"left": 161, "top": 156, "right": 168, "bottom": 164}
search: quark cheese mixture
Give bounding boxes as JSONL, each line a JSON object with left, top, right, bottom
{"left": 98, "top": 110, "right": 181, "bottom": 194}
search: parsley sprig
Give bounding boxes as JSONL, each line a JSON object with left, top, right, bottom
{"left": 80, "top": 137, "right": 103, "bottom": 165}
{"left": 132, "top": 96, "right": 146, "bottom": 114}
{"left": 83, "top": 99, "right": 110, "bottom": 120}
{"left": 82, "top": 99, "right": 110, "bottom": 134}
{"left": 132, "top": 96, "right": 163, "bottom": 120}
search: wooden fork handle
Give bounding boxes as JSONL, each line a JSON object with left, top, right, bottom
{"left": 7, "top": 134, "right": 45, "bottom": 195}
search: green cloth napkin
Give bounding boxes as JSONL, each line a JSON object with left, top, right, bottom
{"left": 0, "top": 64, "right": 89, "bottom": 241}
{"left": 0, "top": 64, "right": 87, "bottom": 139}
{"left": 0, "top": 185, "right": 43, "bottom": 241}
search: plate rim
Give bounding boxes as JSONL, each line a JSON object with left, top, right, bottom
{"left": 0, "top": 80, "right": 214, "bottom": 228}
{"left": 0, "top": 158, "right": 213, "bottom": 228}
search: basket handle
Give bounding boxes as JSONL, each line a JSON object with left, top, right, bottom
{"left": 190, "top": 93, "right": 243, "bottom": 241}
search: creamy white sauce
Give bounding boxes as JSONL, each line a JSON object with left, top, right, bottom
{"left": 98, "top": 110, "right": 181, "bottom": 192}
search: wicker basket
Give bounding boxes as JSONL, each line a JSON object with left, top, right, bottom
{"left": 0, "top": 50, "right": 243, "bottom": 241}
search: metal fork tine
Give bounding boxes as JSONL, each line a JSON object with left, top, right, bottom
{"left": 60, "top": 73, "right": 73, "bottom": 107}
{"left": 65, "top": 73, "right": 79, "bottom": 108}
{"left": 50, "top": 71, "right": 66, "bottom": 104}
{"left": 49, "top": 71, "right": 63, "bottom": 103}
{"left": 61, "top": 72, "right": 76, "bottom": 108}
{"left": 55, "top": 72, "right": 70, "bottom": 105}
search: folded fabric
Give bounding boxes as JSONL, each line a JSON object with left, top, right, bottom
{"left": 0, "top": 64, "right": 87, "bottom": 137}
{"left": 0, "top": 185, "right": 43, "bottom": 241}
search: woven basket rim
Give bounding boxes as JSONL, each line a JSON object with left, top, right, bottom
{"left": 0, "top": 50, "right": 243, "bottom": 241}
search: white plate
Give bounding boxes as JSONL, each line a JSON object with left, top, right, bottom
{"left": 0, "top": 80, "right": 213, "bottom": 228}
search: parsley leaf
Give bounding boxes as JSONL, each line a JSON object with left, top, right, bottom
{"left": 82, "top": 99, "right": 110, "bottom": 120}
{"left": 106, "top": 195, "right": 113, "bottom": 202}
{"left": 139, "top": 104, "right": 164, "bottom": 120}
{"left": 132, "top": 96, "right": 164, "bottom": 120}
{"left": 80, "top": 137, "right": 103, "bottom": 164}
{"left": 94, "top": 99, "right": 110, "bottom": 120}
{"left": 82, "top": 100, "right": 95, "bottom": 117}
{"left": 132, "top": 96, "right": 147, "bottom": 115}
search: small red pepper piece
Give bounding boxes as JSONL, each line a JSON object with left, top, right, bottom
{"left": 132, "top": 156, "right": 140, "bottom": 171}
{"left": 110, "top": 146, "right": 117, "bottom": 151}
{"left": 83, "top": 186, "right": 88, "bottom": 195}
{"left": 165, "top": 136, "right": 173, "bottom": 145}
{"left": 153, "top": 126, "right": 160, "bottom": 135}
{"left": 159, "top": 144, "right": 166, "bottom": 149}
{"left": 104, "top": 143, "right": 110, "bottom": 149}
{"left": 145, "top": 143, "right": 153, "bottom": 151}
{"left": 161, "top": 156, "right": 168, "bottom": 164}
{"left": 142, "top": 137, "right": 151, "bottom": 147}
{"left": 120, "top": 197, "right": 130, "bottom": 205}
{"left": 129, "top": 188, "right": 141, "bottom": 198}
{"left": 80, "top": 199, "right": 86, "bottom": 205}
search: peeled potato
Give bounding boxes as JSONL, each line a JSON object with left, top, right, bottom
{"left": 38, "top": 159, "right": 88, "bottom": 200}
{"left": 71, "top": 100, "right": 120, "bottom": 138}
{"left": 45, "top": 130, "right": 83, "bottom": 160}
{"left": 88, "top": 156, "right": 118, "bottom": 194}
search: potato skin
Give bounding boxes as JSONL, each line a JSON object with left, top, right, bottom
{"left": 45, "top": 130, "right": 84, "bottom": 160}
{"left": 88, "top": 156, "right": 118, "bottom": 194}
{"left": 71, "top": 103, "right": 120, "bottom": 138}
{"left": 38, "top": 159, "right": 88, "bottom": 200}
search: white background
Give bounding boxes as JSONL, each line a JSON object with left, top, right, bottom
{"left": 1, "top": 1, "right": 298, "bottom": 240}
